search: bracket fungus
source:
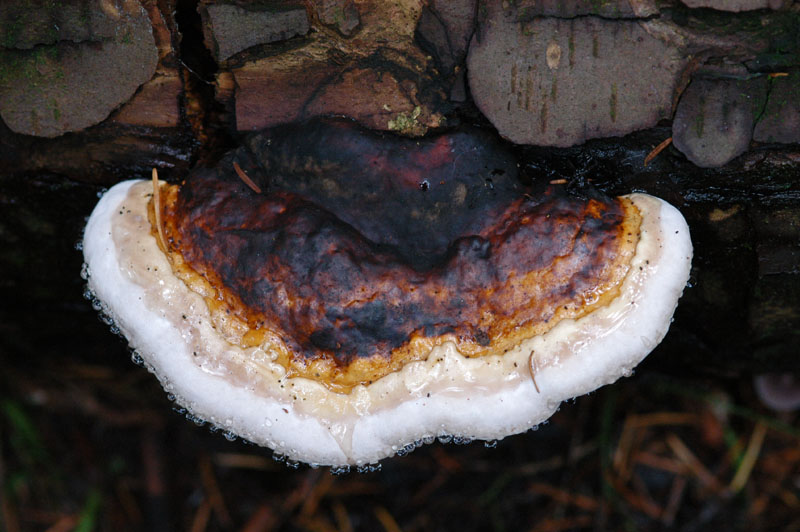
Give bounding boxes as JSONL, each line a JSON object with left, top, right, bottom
{"left": 83, "top": 119, "right": 692, "bottom": 467}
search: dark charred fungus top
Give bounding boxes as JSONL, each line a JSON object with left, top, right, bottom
{"left": 158, "top": 119, "right": 641, "bottom": 391}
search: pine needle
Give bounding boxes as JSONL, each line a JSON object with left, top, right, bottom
{"left": 234, "top": 162, "right": 262, "bottom": 194}
{"left": 644, "top": 137, "right": 672, "bottom": 166}
{"left": 152, "top": 169, "right": 168, "bottom": 252}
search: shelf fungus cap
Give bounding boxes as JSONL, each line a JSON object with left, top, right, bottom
{"left": 83, "top": 123, "right": 692, "bottom": 467}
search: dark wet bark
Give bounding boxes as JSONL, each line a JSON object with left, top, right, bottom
{"left": 3, "top": 126, "right": 799, "bottom": 377}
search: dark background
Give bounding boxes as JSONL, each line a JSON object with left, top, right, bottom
{"left": 1, "top": 0, "right": 799, "bottom": 530}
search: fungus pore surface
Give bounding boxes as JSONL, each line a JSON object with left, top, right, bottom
{"left": 83, "top": 119, "right": 693, "bottom": 467}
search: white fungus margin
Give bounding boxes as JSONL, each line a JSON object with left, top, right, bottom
{"left": 83, "top": 180, "right": 692, "bottom": 467}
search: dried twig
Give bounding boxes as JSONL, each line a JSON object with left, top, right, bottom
{"left": 0, "top": 477, "right": 21, "bottom": 532}
{"left": 529, "top": 515, "right": 593, "bottom": 532}
{"left": 628, "top": 413, "right": 699, "bottom": 428}
{"left": 331, "top": 500, "right": 354, "bottom": 532}
{"left": 142, "top": 428, "right": 166, "bottom": 503}
{"left": 293, "top": 514, "right": 338, "bottom": 532}
{"left": 301, "top": 473, "right": 335, "bottom": 517}
{"left": 42, "top": 515, "right": 78, "bottom": 532}
{"left": 374, "top": 506, "right": 403, "bottom": 532}
{"left": 632, "top": 451, "right": 686, "bottom": 476}
{"left": 241, "top": 503, "right": 277, "bottom": 532}
{"left": 188, "top": 499, "right": 211, "bottom": 532}
{"left": 432, "top": 447, "right": 463, "bottom": 472}
{"left": 199, "top": 455, "right": 232, "bottom": 527}
{"left": 528, "top": 482, "right": 600, "bottom": 511}
{"left": 777, "top": 489, "right": 800, "bottom": 509}
{"left": 630, "top": 471, "right": 664, "bottom": 518}
{"left": 410, "top": 469, "right": 449, "bottom": 505}
{"left": 212, "top": 452, "right": 272, "bottom": 471}
{"left": 282, "top": 470, "right": 321, "bottom": 515}
{"left": 661, "top": 475, "right": 687, "bottom": 526}
{"left": 615, "top": 412, "right": 699, "bottom": 478}
{"left": 614, "top": 478, "right": 664, "bottom": 519}
{"left": 115, "top": 478, "right": 143, "bottom": 524}
{"left": 666, "top": 433, "right": 724, "bottom": 493}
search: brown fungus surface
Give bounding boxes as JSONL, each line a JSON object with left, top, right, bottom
{"left": 156, "top": 119, "right": 641, "bottom": 392}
